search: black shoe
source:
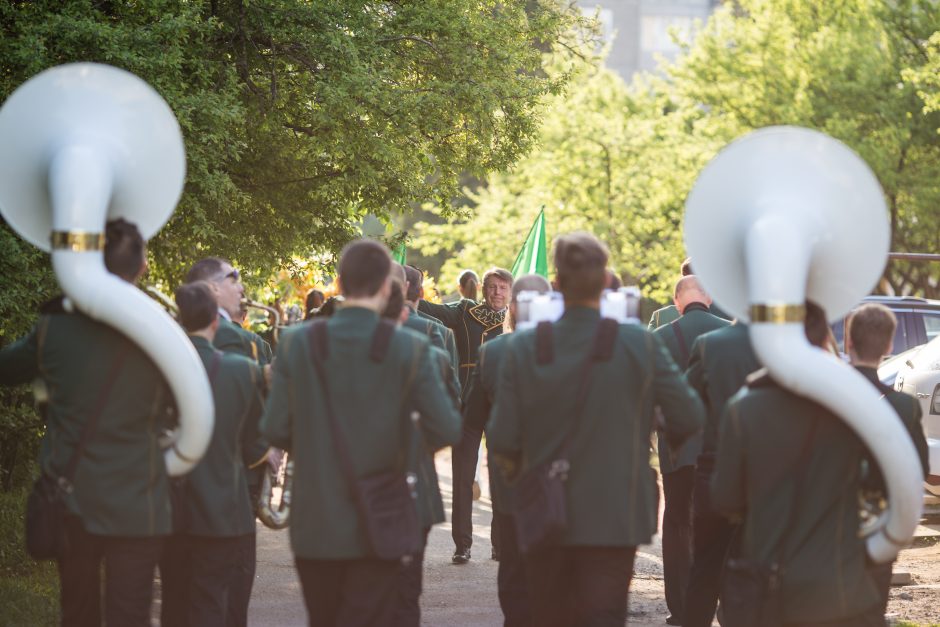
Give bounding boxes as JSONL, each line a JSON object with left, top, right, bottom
{"left": 665, "top": 616, "right": 682, "bottom": 626}
{"left": 452, "top": 548, "right": 471, "bottom": 564}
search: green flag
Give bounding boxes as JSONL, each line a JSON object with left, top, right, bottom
{"left": 392, "top": 241, "right": 407, "bottom": 265}
{"left": 511, "top": 208, "right": 548, "bottom": 278}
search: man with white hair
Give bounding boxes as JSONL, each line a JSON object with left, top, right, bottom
{"left": 653, "top": 275, "right": 730, "bottom": 626}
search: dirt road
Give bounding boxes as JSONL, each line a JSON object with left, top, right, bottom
{"left": 247, "top": 450, "right": 939, "bottom": 626}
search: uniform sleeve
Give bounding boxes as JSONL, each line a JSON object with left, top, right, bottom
{"left": 257, "top": 337, "right": 274, "bottom": 366}
{"left": 647, "top": 309, "right": 658, "bottom": 330}
{"left": 260, "top": 332, "right": 295, "bottom": 451}
{"left": 411, "top": 341, "right": 462, "bottom": 450}
{"left": 417, "top": 300, "right": 461, "bottom": 328}
{"left": 685, "top": 336, "right": 708, "bottom": 406}
{"left": 711, "top": 402, "right": 746, "bottom": 518}
{"left": 486, "top": 346, "right": 521, "bottom": 456}
{"left": 0, "top": 326, "right": 41, "bottom": 385}
{"left": 649, "top": 332, "right": 704, "bottom": 449}
{"left": 463, "top": 348, "right": 490, "bottom": 433}
{"left": 242, "top": 362, "right": 271, "bottom": 469}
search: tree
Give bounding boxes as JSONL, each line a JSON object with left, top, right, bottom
{"left": 0, "top": 0, "right": 593, "bottom": 488}
{"left": 413, "top": 0, "right": 940, "bottom": 301}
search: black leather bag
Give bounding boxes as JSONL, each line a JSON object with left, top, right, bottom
{"left": 512, "top": 319, "right": 617, "bottom": 554}
{"left": 24, "top": 345, "right": 129, "bottom": 560}
{"left": 25, "top": 475, "right": 69, "bottom": 560}
{"left": 309, "top": 320, "right": 422, "bottom": 561}
{"left": 718, "top": 419, "right": 819, "bottom": 627}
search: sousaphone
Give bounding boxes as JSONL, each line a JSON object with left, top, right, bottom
{"left": 684, "top": 126, "right": 922, "bottom": 562}
{"left": 0, "top": 63, "right": 213, "bottom": 475}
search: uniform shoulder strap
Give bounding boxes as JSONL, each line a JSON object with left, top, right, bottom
{"left": 369, "top": 319, "right": 396, "bottom": 363}
{"left": 594, "top": 318, "right": 618, "bottom": 361}
{"left": 310, "top": 319, "right": 329, "bottom": 360}
{"left": 536, "top": 321, "right": 554, "bottom": 365}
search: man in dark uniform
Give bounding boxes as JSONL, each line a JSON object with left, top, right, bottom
{"left": 845, "top": 303, "right": 928, "bottom": 618}
{"left": 464, "top": 273, "right": 551, "bottom": 627}
{"left": 261, "top": 239, "right": 461, "bottom": 626}
{"left": 712, "top": 302, "right": 882, "bottom": 626}
{"left": 419, "top": 267, "right": 513, "bottom": 563}
{"left": 382, "top": 278, "right": 460, "bottom": 626}
{"left": 0, "top": 220, "right": 172, "bottom": 626}
{"left": 161, "top": 282, "right": 268, "bottom": 626}
{"left": 681, "top": 321, "right": 761, "bottom": 627}
{"left": 488, "top": 232, "right": 705, "bottom": 627}
{"left": 652, "top": 276, "right": 729, "bottom": 626}
{"left": 185, "top": 256, "right": 272, "bottom": 626}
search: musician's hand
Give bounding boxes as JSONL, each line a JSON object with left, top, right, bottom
{"left": 267, "top": 447, "right": 285, "bottom": 475}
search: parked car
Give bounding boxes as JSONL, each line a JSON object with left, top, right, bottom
{"left": 832, "top": 295, "right": 940, "bottom": 358}
{"left": 891, "top": 336, "right": 940, "bottom": 496}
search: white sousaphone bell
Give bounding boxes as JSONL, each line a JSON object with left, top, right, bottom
{"left": 0, "top": 63, "right": 213, "bottom": 475}
{"left": 684, "top": 126, "right": 923, "bottom": 563}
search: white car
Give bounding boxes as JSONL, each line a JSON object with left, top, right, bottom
{"left": 891, "top": 336, "right": 940, "bottom": 496}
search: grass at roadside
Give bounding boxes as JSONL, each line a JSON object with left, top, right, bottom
{"left": 0, "top": 489, "right": 59, "bottom": 626}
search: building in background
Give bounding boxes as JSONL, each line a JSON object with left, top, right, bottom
{"left": 581, "top": 0, "right": 721, "bottom": 80}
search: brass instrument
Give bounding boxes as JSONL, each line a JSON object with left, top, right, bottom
{"left": 256, "top": 454, "right": 293, "bottom": 530}
{"left": 144, "top": 285, "right": 179, "bottom": 317}
{"left": 241, "top": 298, "right": 284, "bottom": 346}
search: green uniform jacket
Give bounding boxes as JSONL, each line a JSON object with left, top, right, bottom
{"left": 855, "top": 365, "right": 928, "bottom": 491}
{"left": 404, "top": 307, "right": 459, "bottom": 392}
{"left": 487, "top": 307, "right": 705, "bottom": 547}
{"left": 260, "top": 307, "right": 462, "bottom": 559}
{"left": 685, "top": 323, "right": 760, "bottom": 459}
{"left": 463, "top": 334, "right": 511, "bottom": 513}
{"left": 648, "top": 303, "right": 731, "bottom": 330}
{"left": 183, "top": 336, "right": 266, "bottom": 537}
{"left": 418, "top": 298, "right": 505, "bottom": 397}
{"left": 413, "top": 306, "right": 459, "bottom": 378}
{"left": 213, "top": 317, "right": 271, "bottom": 486}
{"left": 410, "top": 344, "right": 460, "bottom": 529}
{"left": 0, "top": 308, "right": 172, "bottom": 537}
{"left": 712, "top": 374, "right": 879, "bottom": 623}
{"left": 653, "top": 303, "right": 729, "bottom": 472}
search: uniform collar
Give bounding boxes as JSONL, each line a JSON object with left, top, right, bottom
{"left": 682, "top": 301, "right": 710, "bottom": 315}
{"left": 854, "top": 365, "right": 893, "bottom": 395}
{"left": 561, "top": 306, "right": 601, "bottom": 322}
{"left": 218, "top": 307, "right": 232, "bottom": 322}
{"left": 335, "top": 306, "right": 379, "bottom": 323}
{"left": 189, "top": 335, "right": 215, "bottom": 351}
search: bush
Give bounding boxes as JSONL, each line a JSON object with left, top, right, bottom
{"left": 0, "top": 489, "right": 59, "bottom": 626}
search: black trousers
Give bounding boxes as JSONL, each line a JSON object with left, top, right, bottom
{"left": 226, "top": 531, "right": 256, "bottom": 626}
{"left": 868, "top": 559, "right": 893, "bottom": 620}
{"left": 295, "top": 556, "right": 401, "bottom": 627}
{"left": 661, "top": 466, "right": 694, "bottom": 623}
{"left": 495, "top": 511, "right": 531, "bottom": 627}
{"left": 161, "top": 533, "right": 255, "bottom": 627}
{"left": 395, "top": 527, "right": 431, "bottom": 627}
{"left": 525, "top": 545, "right": 637, "bottom": 627}
{"left": 451, "top": 422, "right": 499, "bottom": 553}
{"left": 57, "top": 515, "right": 164, "bottom": 627}
{"left": 683, "top": 462, "right": 737, "bottom": 627}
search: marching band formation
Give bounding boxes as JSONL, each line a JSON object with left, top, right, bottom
{"left": 0, "top": 64, "right": 931, "bottom": 627}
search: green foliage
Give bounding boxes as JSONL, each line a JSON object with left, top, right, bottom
{"left": 413, "top": 0, "right": 940, "bottom": 302}
{"left": 0, "top": 490, "right": 59, "bottom": 626}
{"left": 0, "top": 0, "right": 592, "bottom": 489}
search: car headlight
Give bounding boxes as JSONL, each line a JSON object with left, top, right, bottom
{"left": 933, "top": 385, "right": 940, "bottom": 415}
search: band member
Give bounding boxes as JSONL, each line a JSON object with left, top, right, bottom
{"left": 458, "top": 269, "right": 480, "bottom": 302}
{"left": 185, "top": 257, "right": 272, "bottom": 626}
{"left": 647, "top": 259, "right": 693, "bottom": 329}
{"left": 404, "top": 264, "right": 459, "bottom": 378}
{"left": 419, "top": 267, "right": 512, "bottom": 563}
{"left": 381, "top": 278, "right": 460, "bottom": 626}
{"left": 652, "top": 276, "right": 729, "bottom": 626}
{"left": 488, "top": 232, "right": 704, "bottom": 627}
{"left": 681, "top": 322, "right": 760, "bottom": 627}
{"left": 161, "top": 282, "right": 267, "bottom": 627}
{"left": 712, "top": 302, "right": 882, "bottom": 625}
{"left": 845, "top": 304, "right": 928, "bottom": 617}
{"left": 261, "top": 239, "right": 461, "bottom": 626}
{"left": 0, "top": 220, "right": 172, "bottom": 626}
{"left": 464, "top": 273, "right": 552, "bottom": 627}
